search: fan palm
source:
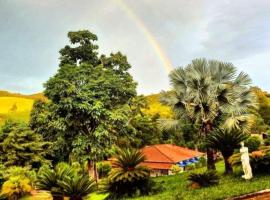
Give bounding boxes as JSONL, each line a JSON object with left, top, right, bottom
{"left": 205, "top": 129, "right": 248, "bottom": 174}
{"left": 103, "top": 148, "right": 150, "bottom": 199}
{"left": 160, "top": 58, "right": 256, "bottom": 170}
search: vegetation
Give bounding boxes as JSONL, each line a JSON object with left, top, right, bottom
{"left": 0, "top": 121, "right": 50, "bottom": 168}
{"left": 36, "top": 162, "right": 96, "bottom": 200}
{"left": 205, "top": 129, "right": 248, "bottom": 174}
{"left": 244, "top": 135, "right": 262, "bottom": 152}
{"left": 160, "top": 59, "right": 255, "bottom": 170}
{"left": 102, "top": 148, "right": 152, "bottom": 199}
{"left": 187, "top": 170, "right": 219, "bottom": 188}
{"left": 2, "top": 29, "right": 270, "bottom": 200}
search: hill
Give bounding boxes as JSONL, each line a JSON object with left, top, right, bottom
{"left": 144, "top": 94, "right": 173, "bottom": 118}
{"left": 0, "top": 91, "right": 45, "bottom": 125}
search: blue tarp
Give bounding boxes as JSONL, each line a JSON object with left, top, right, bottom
{"left": 178, "top": 157, "right": 200, "bottom": 167}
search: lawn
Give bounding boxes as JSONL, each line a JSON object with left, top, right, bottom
{"left": 19, "top": 162, "right": 270, "bottom": 200}
{"left": 129, "top": 162, "right": 270, "bottom": 200}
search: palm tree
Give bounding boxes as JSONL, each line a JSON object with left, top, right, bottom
{"left": 103, "top": 148, "right": 150, "bottom": 198}
{"left": 36, "top": 163, "right": 76, "bottom": 200}
{"left": 205, "top": 129, "right": 248, "bottom": 174}
{"left": 160, "top": 58, "right": 256, "bottom": 170}
{"left": 37, "top": 162, "right": 96, "bottom": 200}
{"left": 58, "top": 174, "right": 96, "bottom": 200}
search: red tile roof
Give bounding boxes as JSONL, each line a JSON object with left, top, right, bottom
{"left": 141, "top": 144, "right": 204, "bottom": 170}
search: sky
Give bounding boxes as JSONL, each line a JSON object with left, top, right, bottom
{"left": 1, "top": 0, "right": 270, "bottom": 95}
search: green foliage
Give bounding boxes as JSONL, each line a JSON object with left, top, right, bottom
{"left": 205, "top": 129, "right": 248, "bottom": 174}
{"left": 0, "top": 120, "right": 50, "bottom": 168}
{"left": 102, "top": 148, "right": 151, "bottom": 199}
{"left": 30, "top": 30, "right": 137, "bottom": 166}
{"left": 244, "top": 136, "right": 261, "bottom": 152}
{"left": 160, "top": 58, "right": 256, "bottom": 170}
{"left": 97, "top": 162, "right": 111, "bottom": 178}
{"left": 170, "top": 165, "right": 183, "bottom": 174}
{"left": 36, "top": 162, "right": 96, "bottom": 200}
{"left": 188, "top": 171, "right": 219, "bottom": 188}
{"left": 0, "top": 166, "right": 36, "bottom": 200}
{"left": 57, "top": 174, "right": 96, "bottom": 200}
{"left": 264, "top": 137, "right": 270, "bottom": 145}
{"left": 229, "top": 147, "right": 270, "bottom": 174}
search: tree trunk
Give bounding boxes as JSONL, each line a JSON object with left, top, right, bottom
{"left": 224, "top": 156, "right": 233, "bottom": 174}
{"left": 205, "top": 123, "right": 216, "bottom": 171}
{"left": 52, "top": 195, "right": 64, "bottom": 200}
{"left": 206, "top": 148, "right": 216, "bottom": 170}
{"left": 87, "top": 159, "right": 99, "bottom": 182}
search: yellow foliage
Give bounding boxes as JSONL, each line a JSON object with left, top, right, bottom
{"left": 143, "top": 94, "right": 173, "bottom": 118}
{"left": 1, "top": 176, "right": 32, "bottom": 199}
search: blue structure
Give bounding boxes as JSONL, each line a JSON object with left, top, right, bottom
{"left": 178, "top": 156, "right": 200, "bottom": 167}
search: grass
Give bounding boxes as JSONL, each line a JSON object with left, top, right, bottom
{"left": 129, "top": 162, "right": 270, "bottom": 200}
{"left": 0, "top": 97, "right": 34, "bottom": 125}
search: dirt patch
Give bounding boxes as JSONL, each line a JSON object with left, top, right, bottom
{"left": 228, "top": 189, "right": 270, "bottom": 200}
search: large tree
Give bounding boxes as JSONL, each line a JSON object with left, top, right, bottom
{"left": 160, "top": 58, "right": 256, "bottom": 170}
{"left": 30, "top": 30, "right": 137, "bottom": 179}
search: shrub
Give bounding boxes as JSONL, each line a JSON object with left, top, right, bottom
{"left": 194, "top": 157, "right": 207, "bottom": 169}
{"left": 58, "top": 174, "right": 96, "bottom": 200}
{"left": 170, "top": 165, "right": 183, "bottom": 174}
{"left": 97, "top": 162, "right": 111, "bottom": 178}
{"left": 187, "top": 171, "right": 219, "bottom": 188}
{"left": 0, "top": 176, "right": 32, "bottom": 200}
{"left": 245, "top": 136, "right": 261, "bottom": 152}
{"left": 229, "top": 147, "right": 270, "bottom": 174}
{"left": 185, "top": 164, "right": 195, "bottom": 171}
{"left": 102, "top": 148, "right": 152, "bottom": 199}
{"left": 264, "top": 137, "right": 270, "bottom": 146}
{"left": 36, "top": 162, "right": 96, "bottom": 200}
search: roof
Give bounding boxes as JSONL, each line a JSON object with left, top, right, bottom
{"left": 141, "top": 144, "right": 204, "bottom": 170}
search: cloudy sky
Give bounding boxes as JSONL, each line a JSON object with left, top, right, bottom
{"left": 1, "top": 0, "right": 270, "bottom": 94}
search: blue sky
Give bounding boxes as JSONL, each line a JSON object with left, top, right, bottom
{"left": 1, "top": 0, "right": 270, "bottom": 94}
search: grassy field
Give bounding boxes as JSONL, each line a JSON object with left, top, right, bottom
{"left": 0, "top": 97, "right": 34, "bottom": 125}
{"left": 129, "top": 162, "right": 270, "bottom": 200}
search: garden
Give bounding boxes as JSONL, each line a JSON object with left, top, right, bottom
{"left": 1, "top": 30, "right": 270, "bottom": 200}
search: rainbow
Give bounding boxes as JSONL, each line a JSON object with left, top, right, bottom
{"left": 113, "top": 0, "right": 173, "bottom": 73}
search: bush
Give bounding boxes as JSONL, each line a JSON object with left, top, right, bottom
{"left": 36, "top": 162, "right": 96, "bottom": 200}
{"left": 229, "top": 147, "right": 270, "bottom": 174}
{"left": 194, "top": 157, "right": 207, "bottom": 169}
{"left": 185, "top": 164, "right": 195, "bottom": 171}
{"left": 264, "top": 137, "right": 270, "bottom": 146}
{"left": 170, "top": 165, "right": 183, "bottom": 174}
{"left": 101, "top": 148, "right": 153, "bottom": 199}
{"left": 0, "top": 175, "right": 32, "bottom": 200}
{"left": 187, "top": 171, "right": 219, "bottom": 188}
{"left": 97, "top": 162, "right": 111, "bottom": 178}
{"left": 0, "top": 166, "right": 36, "bottom": 200}
{"left": 245, "top": 136, "right": 261, "bottom": 152}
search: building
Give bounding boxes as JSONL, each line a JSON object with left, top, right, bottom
{"left": 140, "top": 144, "right": 204, "bottom": 176}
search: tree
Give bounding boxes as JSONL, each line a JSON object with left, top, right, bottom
{"left": 0, "top": 120, "right": 50, "bottom": 168}
{"left": 30, "top": 30, "right": 137, "bottom": 180}
{"left": 205, "top": 129, "right": 248, "bottom": 174}
{"left": 160, "top": 58, "right": 256, "bottom": 170}
{"left": 103, "top": 148, "right": 150, "bottom": 199}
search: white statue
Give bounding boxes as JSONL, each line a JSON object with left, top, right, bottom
{"left": 240, "top": 142, "right": 253, "bottom": 180}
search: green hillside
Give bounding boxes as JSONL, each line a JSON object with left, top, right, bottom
{"left": 0, "top": 91, "right": 45, "bottom": 125}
